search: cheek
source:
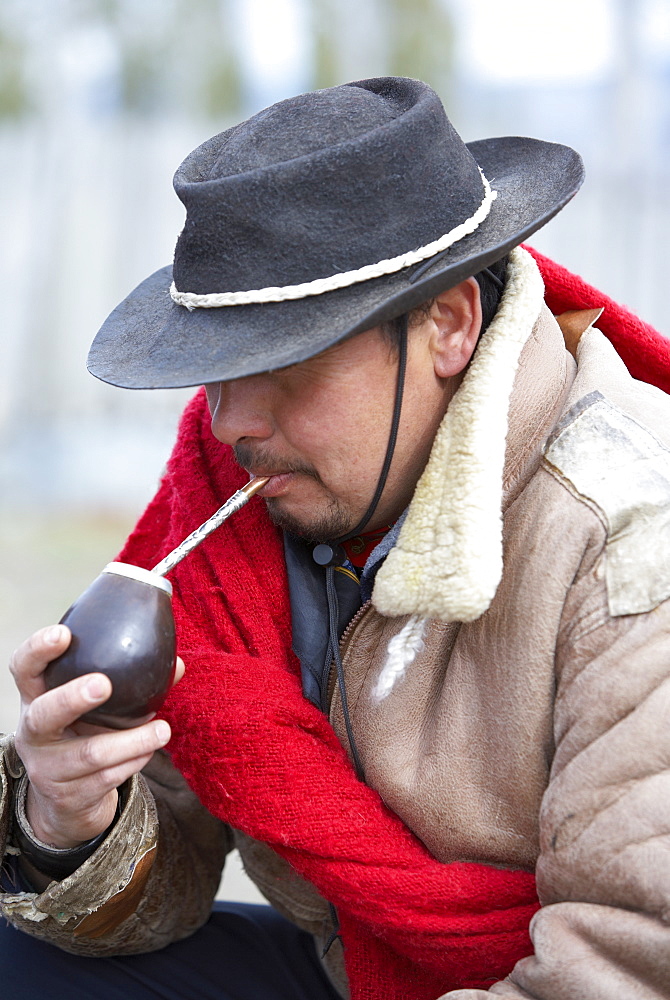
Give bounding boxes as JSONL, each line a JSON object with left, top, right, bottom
{"left": 273, "top": 395, "right": 347, "bottom": 477}
{"left": 280, "top": 377, "right": 344, "bottom": 439}
{"left": 299, "top": 395, "right": 391, "bottom": 480}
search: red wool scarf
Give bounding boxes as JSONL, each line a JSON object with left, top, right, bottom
{"left": 118, "top": 252, "right": 670, "bottom": 1000}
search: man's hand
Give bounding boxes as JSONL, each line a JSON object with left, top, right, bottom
{"left": 10, "top": 624, "right": 184, "bottom": 849}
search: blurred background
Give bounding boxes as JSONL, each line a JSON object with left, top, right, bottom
{"left": 1, "top": 0, "right": 669, "bottom": 894}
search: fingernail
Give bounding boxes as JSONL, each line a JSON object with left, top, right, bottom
{"left": 154, "top": 720, "right": 170, "bottom": 745}
{"left": 46, "top": 625, "right": 64, "bottom": 644}
{"left": 85, "top": 676, "right": 109, "bottom": 701}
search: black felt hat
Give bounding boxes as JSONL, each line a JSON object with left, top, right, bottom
{"left": 88, "top": 76, "right": 584, "bottom": 389}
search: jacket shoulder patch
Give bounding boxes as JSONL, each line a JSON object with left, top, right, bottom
{"left": 543, "top": 391, "right": 670, "bottom": 617}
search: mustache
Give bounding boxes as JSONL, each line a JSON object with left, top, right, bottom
{"left": 233, "top": 444, "right": 321, "bottom": 482}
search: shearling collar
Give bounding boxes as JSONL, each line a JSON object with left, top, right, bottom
{"left": 372, "top": 247, "right": 574, "bottom": 623}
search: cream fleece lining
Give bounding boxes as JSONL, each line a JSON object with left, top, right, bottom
{"left": 372, "top": 246, "right": 545, "bottom": 623}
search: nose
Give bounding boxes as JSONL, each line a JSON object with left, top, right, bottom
{"left": 206, "top": 377, "right": 275, "bottom": 447}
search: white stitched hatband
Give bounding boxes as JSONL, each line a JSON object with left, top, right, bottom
{"left": 170, "top": 169, "right": 497, "bottom": 310}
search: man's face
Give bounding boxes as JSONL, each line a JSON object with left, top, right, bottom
{"left": 205, "top": 294, "right": 475, "bottom": 542}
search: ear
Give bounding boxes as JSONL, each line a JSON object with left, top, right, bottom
{"left": 429, "top": 277, "right": 482, "bottom": 379}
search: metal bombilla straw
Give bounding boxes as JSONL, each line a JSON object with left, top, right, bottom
{"left": 43, "top": 477, "right": 271, "bottom": 727}
{"left": 151, "top": 476, "right": 270, "bottom": 577}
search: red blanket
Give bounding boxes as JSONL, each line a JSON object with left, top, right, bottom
{"left": 118, "top": 252, "right": 669, "bottom": 1000}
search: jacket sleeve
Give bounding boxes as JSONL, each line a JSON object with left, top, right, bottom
{"left": 444, "top": 557, "right": 670, "bottom": 999}
{"left": 0, "top": 737, "right": 232, "bottom": 955}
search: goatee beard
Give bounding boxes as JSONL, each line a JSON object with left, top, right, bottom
{"left": 263, "top": 496, "right": 353, "bottom": 544}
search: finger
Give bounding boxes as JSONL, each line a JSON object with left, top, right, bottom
{"left": 9, "top": 626, "right": 72, "bottom": 704}
{"left": 71, "top": 659, "right": 183, "bottom": 734}
{"left": 71, "top": 712, "right": 155, "bottom": 737}
{"left": 173, "top": 657, "right": 185, "bottom": 686}
{"left": 55, "top": 749, "right": 164, "bottom": 811}
{"left": 64, "top": 719, "right": 172, "bottom": 782}
{"left": 21, "top": 673, "right": 113, "bottom": 744}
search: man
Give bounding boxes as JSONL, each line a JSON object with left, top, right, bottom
{"left": 2, "top": 77, "right": 670, "bottom": 999}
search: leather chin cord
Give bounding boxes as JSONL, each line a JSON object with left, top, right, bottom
{"left": 315, "top": 316, "right": 409, "bottom": 783}
{"left": 316, "top": 318, "right": 409, "bottom": 953}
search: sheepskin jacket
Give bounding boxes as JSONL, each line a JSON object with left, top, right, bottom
{"left": 3, "top": 248, "right": 670, "bottom": 999}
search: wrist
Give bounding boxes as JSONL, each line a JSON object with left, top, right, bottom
{"left": 26, "top": 781, "right": 118, "bottom": 848}
{"left": 12, "top": 775, "right": 121, "bottom": 881}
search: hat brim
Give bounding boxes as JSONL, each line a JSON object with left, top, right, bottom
{"left": 88, "top": 136, "right": 583, "bottom": 389}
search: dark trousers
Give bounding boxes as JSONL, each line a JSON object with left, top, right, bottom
{"left": 0, "top": 902, "right": 343, "bottom": 1000}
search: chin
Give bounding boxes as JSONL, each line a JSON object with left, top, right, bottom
{"left": 264, "top": 496, "right": 353, "bottom": 544}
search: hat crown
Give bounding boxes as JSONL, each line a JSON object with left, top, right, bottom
{"left": 172, "top": 77, "right": 484, "bottom": 296}
{"left": 177, "top": 82, "right": 410, "bottom": 182}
